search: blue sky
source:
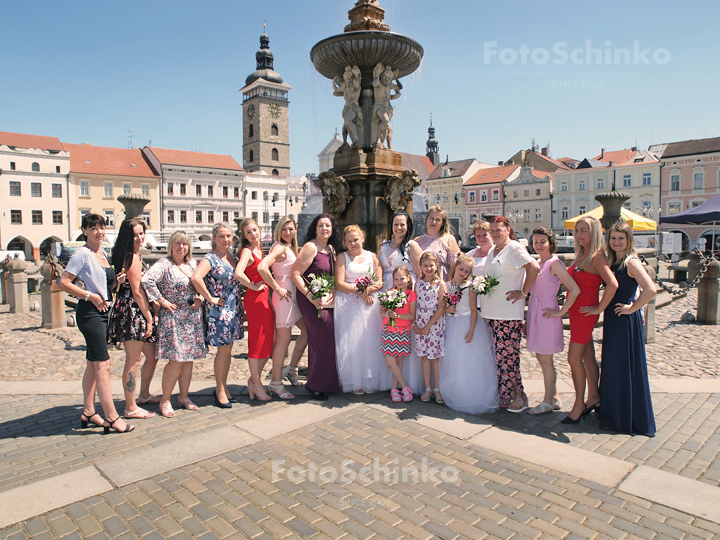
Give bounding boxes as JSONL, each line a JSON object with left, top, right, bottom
{"left": 2, "top": 0, "right": 718, "bottom": 174}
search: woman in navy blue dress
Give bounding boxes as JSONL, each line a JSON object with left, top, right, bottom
{"left": 600, "top": 222, "right": 656, "bottom": 437}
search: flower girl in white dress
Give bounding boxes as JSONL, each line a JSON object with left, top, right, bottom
{"left": 439, "top": 253, "right": 499, "bottom": 414}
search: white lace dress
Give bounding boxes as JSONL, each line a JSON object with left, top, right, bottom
{"left": 439, "top": 281, "right": 499, "bottom": 414}
{"left": 334, "top": 251, "right": 393, "bottom": 393}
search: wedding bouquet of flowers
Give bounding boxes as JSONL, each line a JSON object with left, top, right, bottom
{"left": 305, "top": 272, "right": 335, "bottom": 318}
{"left": 443, "top": 284, "right": 465, "bottom": 314}
{"left": 377, "top": 288, "right": 408, "bottom": 327}
{"left": 354, "top": 274, "right": 375, "bottom": 294}
{"left": 469, "top": 273, "right": 500, "bottom": 296}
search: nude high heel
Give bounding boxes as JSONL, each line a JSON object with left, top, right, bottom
{"left": 248, "top": 379, "right": 271, "bottom": 401}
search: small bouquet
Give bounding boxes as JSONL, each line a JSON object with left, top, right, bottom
{"left": 378, "top": 288, "right": 408, "bottom": 327}
{"left": 443, "top": 284, "right": 465, "bottom": 314}
{"left": 354, "top": 273, "right": 375, "bottom": 294}
{"left": 305, "top": 272, "right": 335, "bottom": 318}
{"left": 470, "top": 273, "right": 500, "bottom": 296}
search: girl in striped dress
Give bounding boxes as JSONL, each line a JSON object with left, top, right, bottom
{"left": 380, "top": 266, "right": 417, "bottom": 402}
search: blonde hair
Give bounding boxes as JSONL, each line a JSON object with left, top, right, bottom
{"left": 273, "top": 216, "right": 299, "bottom": 255}
{"left": 237, "top": 218, "right": 259, "bottom": 253}
{"left": 606, "top": 221, "right": 637, "bottom": 268}
{"left": 343, "top": 224, "right": 365, "bottom": 247}
{"left": 418, "top": 252, "right": 441, "bottom": 284}
{"left": 211, "top": 222, "right": 233, "bottom": 250}
{"left": 392, "top": 265, "right": 414, "bottom": 291}
{"left": 166, "top": 230, "right": 193, "bottom": 262}
{"left": 473, "top": 221, "right": 490, "bottom": 233}
{"left": 427, "top": 205, "right": 454, "bottom": 240}
{"left": 573, "top": 216, "right": 604, "bottom": 271}
{"left": 449, "top": 253, "right": 474, "bottom": 281}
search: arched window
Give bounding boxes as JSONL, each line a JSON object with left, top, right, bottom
{"left": 272, "top": 169, "right": 279, "bottom": 176}
{"left": 249, "top": 150, "right": 254, "bottom": 162}
{"left": 271, "top": 124, "right": 278, "bottom": 136}
{"left": 248, "top": 124, "right": 254, "bottom": 137}
{"left": 31, "top": 162, "right": 40, "bottom": 172}
{"left": 271, "top": 148, "right": 279, "bottom": 161}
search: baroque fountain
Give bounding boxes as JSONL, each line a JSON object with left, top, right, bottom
{"left": 310, "top": 0, "right": 424, "bottom": 251}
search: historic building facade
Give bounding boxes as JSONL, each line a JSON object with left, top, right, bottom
{"left": 0, "top": 131, "right": 71, "bottom": 260}
{"left": 463, "top": 165, "right": 519, "bottom": 240}
{"left": 502, "top": 167, "right": 554, "bottom": 236}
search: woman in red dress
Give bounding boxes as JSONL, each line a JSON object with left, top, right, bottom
{"left": 563, "top": 216, "right": 618, "bottom": 423}
{"left": 235, "top": 218, "right": 275, "bottom": 401}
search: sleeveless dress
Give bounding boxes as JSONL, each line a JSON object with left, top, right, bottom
{"left": 439, "top": 282, "right": 498, "bottom": 414}
{"left": 335, "top": 251, "right": 393, "bottom": 393}
{"left": 203, "top": 252, "right": 243, "bottom": 347}
{"left": 468, "top": 247, "right": 489, "bottom": 309}
{"left": 270, "top": 243, "right": 302, "bottom": 328}
{"left": 414, "top": 280, "right": 445, "bottom": 358}
{"left": 600, "top": 262, "right": 656, "bottom": 437}
{"left": 526, "top": 257, "right": 564, "bottom": 354}
{"left": 242, "top": 248, "right": 274, "bottom": 359}
{"left": 295, "top": 251, "right": 340, "bottom": 393}
{"left": 568, "top": 264, "right": 603, "bottom": 345}
{"left": 379, "top": 241, "right": 416, "bottom": 291}
{"left": 416, "top": 234, "right": 458, "bottom": 281}
{"left": 108, "top": 256, "right": 158, "bottom": 344}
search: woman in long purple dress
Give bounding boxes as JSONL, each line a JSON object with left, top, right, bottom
{"left": 291, "top": 214, "right": 342, "bottom": 400}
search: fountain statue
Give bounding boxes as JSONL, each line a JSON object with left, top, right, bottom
{"left": 311, "top": 0, "right": 424, "bottom": 251}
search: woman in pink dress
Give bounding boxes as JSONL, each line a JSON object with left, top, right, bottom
{"left": 525, "top": 227, "right": 579, "bottom": 415}
{"left": 258, "top": 216, "right": 308, "bottom": 399}
{"left": 414, "top": 205, "right": 460, "bottom": 281}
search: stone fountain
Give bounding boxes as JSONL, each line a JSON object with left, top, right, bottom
{"left": 310, "top": 0, "right": 424, "bottom": 251}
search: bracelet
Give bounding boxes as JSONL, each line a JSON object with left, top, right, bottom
{"left": 84, "top": 291, "right": 90, "bottom": 302}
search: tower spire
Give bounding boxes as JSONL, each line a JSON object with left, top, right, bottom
{"left": 426, "top": 114, "right": 439, "bottom": 166}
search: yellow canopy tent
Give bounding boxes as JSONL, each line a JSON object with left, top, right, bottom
{"left": 563, "top": 206, "right": 657, "bottom": 231}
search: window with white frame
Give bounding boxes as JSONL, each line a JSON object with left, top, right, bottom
{"left": 524, "top": 209, "right": 530, "bottom": 221}
{"left": 52, "top": 184, "right": 62, "bottom": 198}
{"left": 642, "top": 173, "right": 651, "bottom": 186}
{"left": 143, "top": 212, "right": 151, "bottom": 227}
{"left": 9, "top": 181, "right": 21, "bottom": 196}
{"left": 535, "top": 208, "right": 541, "bottom": 221}
{"left": 561, "top": 207, "right": 569, "bottom": 219}
{"left": 579, "top": 179, "right": 586, "bottom": 191}
{"left": 443, "top": 192, "right": 448, "bottom": 202}
{"left": 480, "top": 191, "right": 487, "bottom": 202}
{"left": 692, "top": 200, "right": 704, "bottom": 208}
{"left": 623, "top": 175, "right": 631, "bottom": 188}
{"left": 167, "top": 182, "right": 174, "bottom": 195}
{"left": 579, "top": 205, "right": 586, "bottom": 214}
{"left": 105, "top": 210, "right": 115, "bottom": 227}
{"left": 524, "top": 190, "right": 530, "bottom": 197}
{"left": 180, "top": 210, "right": 187, "bottom": 223}
{"left": 561, "top": 181, "right": 568, "bottom": 191}
{"left": 104, "top": 182, "right": 113, "bottom": 198}
{"left": 513, "top": 191, "right": 518, "bottom": 198}
{"left": 80, "top": 181, "right": 89, "bottom": 197}
{"left": 668, "top": 202, "right": 681, "bottom": 215}
{"left": 694, "top": 171, "right": 704, "bottom": 189}
{"left": 642, "top": 200, "right": 652, "bottom": 213}
{"left": 469, "top": 192, "right": 475, "bottom": 203}
{"left": 670, "top": 174, "right": 680, "bottom": 191}
{"left": 536, "top": 188, "right": 541, "bottom": 196}
{"left": 167, "top": 210, "right": 174, "bottom": 223}
{"left": 142, "top": 184, "right": 150, "bottom": 197}
{"left": 623, "top": 200, "right": 631, "bottom": 209}
{"left": 123, "top": 183, "right": 131, "bottom": 195}
{"left": 492, "top": 189, "right": 499, "bottom": 201}
{"left": 597, "top": 177, "right": 605, "bottom": 189}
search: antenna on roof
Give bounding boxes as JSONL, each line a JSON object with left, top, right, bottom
{"left": 127, "top": 129, "right": 136, "bottom": 149}
{"left": 148, "top": 140, "right": 152, "bottom": 147}
{"left": 198, "top": 145, "right": 203, "bottom": 153}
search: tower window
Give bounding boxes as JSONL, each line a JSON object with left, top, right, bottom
{"left": 32, "top": 162, "right": 40, "bottom": 172}
{"left": 271, "top": 124, "right": 279, "bottom": 136}
{"left": 272, "top": 169, "right": 279, "bottom": 176}
{"left": 249, "top": 150, "right": 254, "bottom": 162}
{"left": 249, "top": 124, "right": 254, "bottom": 137}
{"left": 271, "top": 148, "right": 279, "bottom": 161}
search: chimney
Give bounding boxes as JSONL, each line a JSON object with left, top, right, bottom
{"left": 497, "top": 161, "right": 503, "bottom": 166}
{"left": 600, "top": 148, "right": 605, "bottom": 159}
{"left": 541, "top": 147, "right": 548, "bottom": 156}
{"left": 631, "top": 146, "right": 637, "bottom": 152}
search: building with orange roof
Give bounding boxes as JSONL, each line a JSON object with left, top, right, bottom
{"left": 464, "top": 165, "right": 521, "bottom": 240}
{"left": 0, "top": 131, "right": 70, "bottom": 260}
{"left": 66, "top": 143, "right": 160, "bottom": 241}
{"left": 502, "top": 168, "right": 555, "bottom": 237}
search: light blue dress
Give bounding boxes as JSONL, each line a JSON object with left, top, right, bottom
{"left": 203, "top": 252, "right": 243, "bottom": 346}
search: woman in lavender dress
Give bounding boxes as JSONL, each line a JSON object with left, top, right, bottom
{"left": 414, "top": 205, "right": 460, "bottom": 281}
{"left": 142, "top": 231, "right": 207, "bottom": 417}
{"left": 191, "top": 223, "right": 243, "bottom": 408}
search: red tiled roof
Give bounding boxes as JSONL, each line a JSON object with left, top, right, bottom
{"left": 398, "top": 152, "right": 435, "bottom": 180}
{"left": 465, "top": 165, "right": 520, "bottom": 186}
{"left": 65, "top": 143, "right": 159, "bottom": 178}
{"left": 528, "top": 150, "right": 571, "bottom": 170}
{"left": 146, "top": 147, "right": 242, "bottom": 170}
{"left": 0, "top": 130, "right": 65, "bottom": 152}
{"left": 428, "top": 158, "right": 478, "bottom": 180}
{"left": 593, "top": 149, "right": 637, "bottom": 165}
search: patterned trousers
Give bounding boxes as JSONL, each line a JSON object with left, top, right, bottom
{"left": 488, "top": 319, "right": 525, "bottom": 406}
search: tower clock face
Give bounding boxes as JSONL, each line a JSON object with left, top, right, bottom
{"left": 247, "top": 104, "right": 255, "bottom": 118}
{"left": 269, "top": 103, "right": 281, "bottom": 118}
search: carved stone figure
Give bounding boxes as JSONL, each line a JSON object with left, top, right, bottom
{"left": 333, "top": 65, "right": 363, "bottom": 147}
{"left": 384, "top": 169, "right": 420, "bottom": 211}
{"left": 372, "top": 63, "right": 402, "bottom": 149}
{"left": 315, "top": 171, "right": 353, "bottom": 215}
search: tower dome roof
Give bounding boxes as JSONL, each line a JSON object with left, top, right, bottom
{"left": 245, "top": 31, "right": 284, "bottom": 86}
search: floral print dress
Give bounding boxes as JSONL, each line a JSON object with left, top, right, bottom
{"left": 414, "top": 279, "right": 445, "bottom": 359}
{"left": 107, "top": 257, "right": 157, "bottom": 344}
{"left": 141, "top": 258, "right": 207, "bottom": 362}
{"left": 203, "top": 252, "right": 244, "bottom": 347}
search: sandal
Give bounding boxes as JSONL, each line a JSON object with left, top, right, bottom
{"left": 136, "top": 395, "right": 161, "bottom": 404}
{"left": 353, "top": 389, "right": 365, "bottom": 395}
{"left": 508, "top": 396, "right": 529, "bottom": 413}
{"left": 80, "top": 412, "right": 103, "bottom": 429}
{"left": 401, "top": 386, "right": 413, "bottom": 402}
{"left": 553, "top": 399, "right": 562, "bottom": 411}
{"left": 499, "top": 397, "right": 512, "bottom": 408}
{"left": 268, "top": 381, "right": 295, "bottom": 400}
{"left": 528, "top": 402, "right": 554, "bottom": 415}
{"left": 159, "top": 401, "right": 175, "bottom": 418}
{"left": 103, "top": 417, "right": 135, "bottom": 434}
{"left": 433, "top": 388, "right": 444, "bottom": 404}
{"left": 282, "top": 365, "right": 301, "bottom": 387}
{"left": 177, "top": 397, "right": 198, "bottom": 410}
{"left": 124, "top": 407, "right": 156, "bottom": 419}
{"left": 391, "top": 389, "right": 402, "bottom": 402}
{"left": 248, "top": 379, "right": 271, "bottom": 401}
{"left": 421, "top": 388, "right": 432, "bottom": 402}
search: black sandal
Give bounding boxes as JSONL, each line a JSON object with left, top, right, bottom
{"left": 80, "top": 412, "right": 102, "bottom": 429}
{"left": 103, "top": 417, "right": 135, "bottom": 434}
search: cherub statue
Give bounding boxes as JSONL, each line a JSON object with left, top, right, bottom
{"left": 333, "top": 65, "right": 363, "bottom": 147}
{"left": 372, "top": 63, "right": 402, "bottom": 149}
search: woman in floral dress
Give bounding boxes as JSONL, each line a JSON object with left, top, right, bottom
{"left": 142, "top": 231, "right": 206, "bottom": 417}
{"left": 191, "top": 223, "right": 243, "bottom": 408}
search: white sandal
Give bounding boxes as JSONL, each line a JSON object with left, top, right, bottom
{"left": 528, "top": 402, "right": 554, "bottom": 415}
{"left": 282, "top": 366, "right": 301, "bottom": 386}
{"left": 268, "top": 381, "right": 295, "bottom": 400}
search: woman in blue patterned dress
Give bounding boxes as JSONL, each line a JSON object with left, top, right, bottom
{"left": 191, "top": 223, "right": 243, "bottom": 408}
{"left": 142, "top": 231, "right": 207, "bottom": 417}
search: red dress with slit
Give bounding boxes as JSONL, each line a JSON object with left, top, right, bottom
{"left": 567, "top": 264, "right": 603, "bottom": 345}
{"left": 242, "top": 249, "right": 274, "bottom": 358}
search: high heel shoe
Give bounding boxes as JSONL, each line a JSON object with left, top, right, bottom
{"left": 103, "top": 417, "right": 135, "bottom": 434}
{"left": 560, "top": 411, "right": 584, "bottom": 424}
{"left": 80, "top": 412, "right": 103, "bottom": 429}
{"left": 282, "top": 365, "right": 301, "bottom": 386}
{"left": 213, "top": 390, "right": 232, "bottom": 409}
{"left": 268, "top": 381, "right": 295, "bottom": 400}
{"left": 247, "top": 379, "right": 271, "bottom": 401}
{"left": 584, "top": 401, "right": 600, "bottom": 415}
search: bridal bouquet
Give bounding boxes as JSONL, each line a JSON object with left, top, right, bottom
{"left": 305, "top": 272, "right": 335, "bottom": 318}
{"left": 354, "top": 274, "right": 375, "bottom": 294}
{"left": 470, "top": 273, "right": 500, "bottom": 296}
{"left": 378, "top": 288, "right": 408, "bottom": 327}
{"left": 443, "top": 284, "right": 466, "bottom": 314}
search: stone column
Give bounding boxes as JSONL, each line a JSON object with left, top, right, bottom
{"left": 8, "top": 259, "right": 29, "bottom": 314}
{"left": 644, "top": 265, "right": 656, "bottom": 343}
{"left": 40, "top": 262, "right": 66, "bottom": 329}
{"left": 697, "top": 259, "right": 720, "bottom": 325}
{"left": 0, "top": 266, "right": 8, "bottom": 305}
